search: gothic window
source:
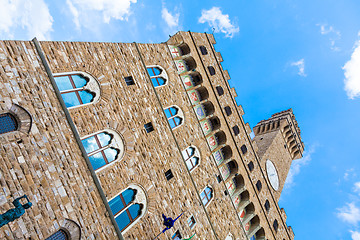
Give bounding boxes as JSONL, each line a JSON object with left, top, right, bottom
{"left": 182, "top": 146, "right": 200, "bottom": 171}
{"left": 187, "top": 216, "right": 196, "bottom": 229}
{"left": 81, "top": 129, "right": 124, "bottom": 171}
{"left": 172, "top": 230, "right": 182, "bottom": 240}
{"left": 108, "top": 185, "right": 147, "bottom": 233}
{"left": 45, "top": 230, "right": 68, "bottom": 240}
{"left": 164, "top": 106, "right": 184, "bottom": 129}
{"left": 0, "top": 113, "right": 18, "bottom": 134}
{"left": 200, "top": 187, "right": 213, "bottom": 206}
{"left": 54, "top": 72, "right": 100, "bottom": 108}
{"left": 147, "top": 66, "right": 168, "bottom": 87}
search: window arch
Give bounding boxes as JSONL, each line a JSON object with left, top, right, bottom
{"left": 81, "top": 129, "right": 124, "bottom": 171}
{"left": 200, "top": 186, "right": 213, "bottom": 207}
{"left": 146, "top": 65, "right": 168, "bottom": 87}
{"left": 53, "top": 72, "right": 100, "bottom": 108}
{"left": 46, "top": 219, "right": 81, "bottom": 240}
{"left": 182, "top": 146, "right": 200, "bottom": 171}
{"left": 108, "top": 185, "right": 147, "bottom": 233}
{"left": 0, "top": 113, "right": 18, "bottom": 134}
{"left": 164, "top": 106, "right": 184, "bottom": 129}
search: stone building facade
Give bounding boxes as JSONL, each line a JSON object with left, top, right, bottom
{"left": 0, "top": 31, "right": 304, "bottom": 240}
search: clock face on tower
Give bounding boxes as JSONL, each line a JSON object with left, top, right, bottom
{"left": 266, "top": 159, "right": 279, "bottom": 191}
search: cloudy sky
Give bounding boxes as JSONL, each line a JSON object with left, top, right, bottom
{"left": 1, "top": 0, "right": 360, "bottom": 239}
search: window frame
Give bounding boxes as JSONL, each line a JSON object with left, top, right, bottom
{"left": 108, "top": 185, "right": 147, "bottom": 234}
{"left": 81, "top": 129, "right": 125, "bottom": 172}
{"left": 146, "top": 65, "right": 168, "bottom": 87}
{"left": 200, "top": 186, "right": 213, "bottom": 207}
{"left": 164, "top": 105, "right": 184, "bottom": 129}
{"left": 0, "top": 113, "right": 19, "bottom": 135}
{"left": 182, "top": 146, "right": 200, "bottom": 172}
{"left": 53, "top": 71, "right": 101, "bottom": 109}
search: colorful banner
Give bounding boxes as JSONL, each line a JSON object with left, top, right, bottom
{"left": 181, "top": 75, "right": 194, "bottom": 90}
{"left": 219, "top": 164, "right": 231, "bottom": 180}
{"left": 213, "top": 149, "right": 224, "bottom": 165}
{"left": 244, "top": 222, "right": 251, "bottom": 233}
{"left": 207, "top": 135, "right": 218, "bottom": 151}
{"left": 175, "top": 60, "right": 188, "bottom": 74}
{"left": 239, "top": 209, "right": 246, "bottom": 221}
{"left": 193, "top": 105, "right": 206, "bottom": 120}
{"left": 200, "top": 119, "right": 213, "bottom": 136}
{"left": 226, "top": 179, "right": 236, "bottom": 196}
{"left": 233, "top": 195, "right": 241, "bottom": 209}
{"left": 168, "top": 45, "right": 182, "bottom": 57}
{"left": 188, "top": 89, "right": 201, "bottom": 105}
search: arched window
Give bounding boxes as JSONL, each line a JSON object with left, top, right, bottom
{"left": 273, "top": 219, "right": 279, "bottom": 232}
{"left": 81, "top": 129, "right": 124, "bottom": 171}
{"left": 256, "top": 180, "right": 262, "bottom": 192}
{"left": 46, "top": 230, "right": 68, "bottom": 240}
{"left": 108, "top": 185, "right": 147, "bottom": 233}
{"left": 164, "top": 106, "right": 184, "bottom": 129}
{"left": 200, "top": 187, "right": 213, "bottom": 206}
{"left": 54, "top": 72, "right": 100, "bottom": 108}
{"left": 264, "top": 200, "right": 270, "bottom": 212}
{"left": 147, "top": 66, "right": 168, "bottom": 87}
{"left": 182, "top": 146, "right": 200, "bottom": 171}
{"left": 0, "top": 113, "right": 18, "bottom": 134}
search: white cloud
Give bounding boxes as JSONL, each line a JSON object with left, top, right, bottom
{"left": 337, "top": 202, "right": 360, "bottom": 225}
{"left": 343, "top": 38, "right": 360, "bottom": 99}
{"left": 0, "top": 0, "right": 53, "bottom": 40}
{"left": 290, "top": 58, "right": 307, "bottom": 77}
{"left": 354, "top": 182, "right": 360, "bottom": 194}
{"left": 66, "top": 0, "right": 137, "bottom": 28}
{"left": 351, "top": 231, "right": 360, "bottom": 240}
{"left": 198, "top": 7, "right": 239, "bottom": 38}
{"left": 317, "top": 23, "right": 341, "bottom": 51}
{"left": 162, "top": 7, "right": 179, "bottom": 29}
{"left": 284, "top": 145, "right": 315, "bottom": 188}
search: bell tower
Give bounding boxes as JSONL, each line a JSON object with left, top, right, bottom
{"left": 253, "top": 109, "right": 304, "bottom": 201}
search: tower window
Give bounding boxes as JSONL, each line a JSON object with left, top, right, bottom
{"left": 256, "top": 180, "right": 262, "bottom": 192}
{"left": 224, "top": 106, "right": 232, "bottom": 116}
{"left": 81, "top": 130, "right": 124, "bottom": 171}
{"left": 264, "top": 200, "right": 270, "bottom": 212}
{"left": 108, "top": 186, "right": 146, "bottom": 232}
{"left": 165, "top": 169, "right": 174, "bottom": 181}
{"left": 216, "top": 175, "right": 222, "bottom": 183}
{"left": 273, "top": 219, "right": 279, "bottom": 232}
{"left": 182, "top": 146, "right": 200, "bottom": 171}
{"left": 172, "top": 230, "right": 182, "bottom": 240}
{"left": 144, "top": 122, "right": 154, "bottom": 133}
{"left": 216, "top": 86, "right": 224, "bottom": 96}
{"left": 187, "top": 216, "right": 196, "bottom": 229}
{"left": 199, "top": 46, "right": 208, "bottom": 55}
{"left": 200, "top": 187, "right": 213, "bottom": 206}
{"left": 247, "top": 161, "right": 254, "bottom": 172}
{"left": 0, "top": 113, "right": 18, "bottom": 134}
{"left": 147, "top": 66, "right": 168, "bottom": 87}
{"left": 54, "top": 72, "right": 100, "bottom": 108}
{"left": 124, "top": 76, "right": 135, "bottom": 86}
{"left": 164, "top": 106, "right": 184, "bottom": 129}
{"left": 232, "top": 126, "right": 240, "bottom": 136}
{"left": 208, "top": 66, "right": 216, "bottom": 75}
{"left": 240, "top": 144, "right": 247, "bottom": 154}
{"left": 45, "top": 230, "right": 68, "bottom": 240}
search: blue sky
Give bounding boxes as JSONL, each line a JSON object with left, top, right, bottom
{"left": 1, "top": 0, "right": 360, "bottom": 239}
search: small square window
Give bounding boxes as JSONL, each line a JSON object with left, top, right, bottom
{"left": 216, "top": 86, "right": 224, "bottom": 96}
{"left": 232, "top": 126, "right": 240, "bottom": 136}
{"left": 208, "top": 66, "right": 216, "bottom": 76}
{"left": 248, "top": 161, "right": 254, "bottom": 172}
{"left": 165, "top": 169, "right": 174, "bottom": 181}
{"left": 224, "top": 106, "right": 232, "bottom": 116}
{"left": 224, "top": 190, "right": 228, "bottom": 196}
{"left": 216, "top": 175, "right": 222, "bottom": 183}
{"left": 187, "top": 216, "right": 196, "bottom": 229}
{"left": 240, "top": 144, "right": 247, "bottom": 154}
{"left": 124, "top": 76, "right": 135, "bottom": 86}
{"left": 199, "top": 46, "right": 208, "bottom": 55}
{"left": 172, "top": 230, "right": 182, "bottom": 240}
{"left": 144, "top": 122, "right": 154, "bottom": 133}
